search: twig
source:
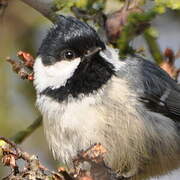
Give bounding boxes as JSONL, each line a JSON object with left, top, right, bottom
{"left": 73, "top": 144, "right": 119, "bottom": 180}
{"left": 0, "top": 138, "right": 121, "bottom": 180}
{"left": 6, "top": 51, "right": 42, "bottom": 146}
{"left": 116, "top": 8, "right": 156, "bottom": 57}
{"left": 17, "top": 51, "right": 34, "bottom": 69}
{"left": 6, "top": 51, "right": 35, "bottom": 81}
{"left": 0, "top": 137, "right": 65, "bottom": 179}
{"left": 0, "top": 137, "right": 20, "bottom": 154}
{"left": 73, "top": 143, "right": 107, "bottom": 165}
{"left": 143, "top": 28, "right": 163, "bottom": 64}
{"left": 20, "top": 0, "right": 58, "bottom": 22}
{"left": 10, "top": 116, "right": 42, "bottom": 144}
{"left": 0, "top": 0, "right": 8, "bottom": 17}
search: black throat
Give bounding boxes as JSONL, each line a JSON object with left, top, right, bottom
{"left": 41, "top": 55, "right": 114, "bottom": 102}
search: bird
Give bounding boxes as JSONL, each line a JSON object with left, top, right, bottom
{"left": 33, "top": 15, "right": 180, "bottom": 180}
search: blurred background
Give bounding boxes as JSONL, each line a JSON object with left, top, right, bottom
{"left": 0, "top": 0, "right": 180, "bottom": 179}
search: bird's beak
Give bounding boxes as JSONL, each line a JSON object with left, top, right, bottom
{"left": 83, "top": 47, "right": 102, "bottom": 60}
{"left": 81, "top": 47, "right": 102, "bottom": 72}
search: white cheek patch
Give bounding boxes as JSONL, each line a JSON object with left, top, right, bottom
{"left": 33, "top": 56, "right": 81, "bottom": 92}
{"left": 100, "top": 46, "right": 125, "bottom": 71}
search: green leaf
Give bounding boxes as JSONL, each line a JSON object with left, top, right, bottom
{"left": 0, "top": 140, "right": 6, "bottom": 147}
{"left": 147, "top": 27, "right": 159, "bottom": 38}
{"left": 154, "top": 5, "right": 166, "bottom": 14}
{"left": 0, "top": 140, "right": 7, "bottom": 158}
{"left": 54, "top": 0, "right": 76, "bottom": 10}
{"left": 75, "top": 0, "right": 88, "bottom": 8}
{"left": 155, "top": 0, "right": 180, "bottom": 11}
{"left": 168, "top": 0, "right": 180, "bottom": 9}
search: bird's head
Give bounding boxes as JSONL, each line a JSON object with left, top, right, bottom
{"left": 34, "top": 16, "right": 119, "bottom": 101}
{"left": 39, "top": 16, "right": 106, "bottom": 66}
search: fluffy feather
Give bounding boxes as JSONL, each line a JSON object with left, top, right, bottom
{"left": 33, "top": 16, "right": 180, "bottom": 180}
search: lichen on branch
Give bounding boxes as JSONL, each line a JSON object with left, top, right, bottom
{"left": 0, "top": 138, "right": 118, "bottom": 180}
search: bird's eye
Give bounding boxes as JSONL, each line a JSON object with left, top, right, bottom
{"left": 62, "top": 50, "right": 76, "bottom": 60}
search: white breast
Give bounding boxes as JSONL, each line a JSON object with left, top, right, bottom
{"left": 36, "top": 75, "right": 180, "bottom": 179}
{"left": 36, "top": 90, "right": 106, "bottom": 165}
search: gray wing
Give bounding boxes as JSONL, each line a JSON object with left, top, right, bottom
{"left": 116, "top": 56, "right": 180, "bottom": 122}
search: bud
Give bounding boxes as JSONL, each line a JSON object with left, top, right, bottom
{"left": 2, "top": 154, "right": 17, "bottom": 168}
{"left": 164, "top": 48, "right": 174, "bottom": 62}
{"left": 17, "top": 51, "right": 35, "bottom": 68}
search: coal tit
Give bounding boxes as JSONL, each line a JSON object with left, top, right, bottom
{"left": 33, "top": 15, "right": 180, "bottom": 179}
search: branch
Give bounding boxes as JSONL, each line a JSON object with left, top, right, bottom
{"left": 143, "top": 28, "right": 163, "bottom": 64}
{"left": 7, "top": 51, "right": 35, "bottom": 81}
{"left": 6, "top": 51, "right": 42, "bottom": 145}
{"left": 0, "top": 0, "right": 8, "bottom": 17}
{"left": 0, "top": 139, "right": 120, "bottom": 180}
{"left": 10, "top": 116, "right": 42, "bottom": 144}
{"left": 0, "top": 137, "right": 65, "bottom": 180}
{"left": 116, "top": 8, "right": 157, "bottom": 57}
{"left": 20, "top": 0, "right": 58, "bottom": 22}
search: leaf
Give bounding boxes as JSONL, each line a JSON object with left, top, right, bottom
{"left": 169, "top": 0, "right": 180, "bottom": 9}
{"left": 0, "top": 140, "right": 6, "bottom": 147}
{"left": 154, "top": 5, "right": 166, "bottom": 14}
{"left": 54, "top": 0, "right": 76, "bottom": 10}
{"left": 75, "top": 0, "right": 88, "bottom": 8}
{"left": 0, "top": 140, "right": 7, "bottom": 158}
{"left": 147, "top": 27, "right": 159, "bottom": 38}
{"left": 155, "top": 0, "right": 180, "bottom": 11}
